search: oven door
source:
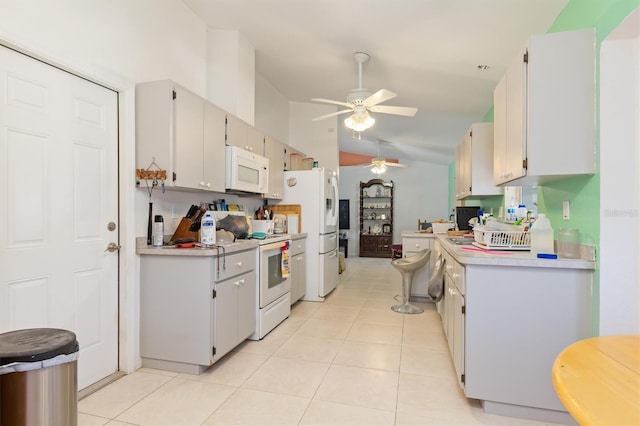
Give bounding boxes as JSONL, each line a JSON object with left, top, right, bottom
{"left": 259, "top": 240, "right": 291, "bottom": 308}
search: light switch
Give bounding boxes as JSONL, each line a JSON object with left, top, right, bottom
{"left": 563, "top": 201, "right": 570, "bottom": 220}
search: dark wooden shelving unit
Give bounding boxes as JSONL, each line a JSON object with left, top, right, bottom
{"left": 359, "top": 179, "right": 394, "bottom": 258}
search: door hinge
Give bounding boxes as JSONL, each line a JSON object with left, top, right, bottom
{"left": 461, "top": 305, "right": 466, "bottom": 315}
{"left": 212, "top": 289, "right": 217, "bottom": 299}
{"left": 461, "top": 374, "right": 465, "bottom": 384}
{"left": 172, "top": 90, "right": 176, "bottom": 100}
{"left": 212, "top": 346, "right": 216, "bottom": 356}
{"left": 469, "top": 131, "right": 472, "bottom": 137}
{"left": 523, "top": 158, "right": 528, "bottom": 170}
{"left": 172, "top": 172, "right": 177, "bottom": 182}
{"left": 523, "top": 51, "right": 528, "bottom": 63}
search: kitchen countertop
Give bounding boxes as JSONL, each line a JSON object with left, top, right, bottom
{"left": 401, "top": 231, "right": 438, "bottom": 238}
{"left": 137, "top": 237, "right": 258, "bottom": 256}
{"left": 435, "top": 234, "right": 596, "bottom": 270}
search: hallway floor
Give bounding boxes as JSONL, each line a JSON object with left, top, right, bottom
{"left": 78, "top": 257, "right": 560, "bottom": 425}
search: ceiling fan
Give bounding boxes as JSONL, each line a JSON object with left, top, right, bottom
{"left": 365, "top": 140, "right": 408, "bottom": 174}
{"left": 311, "top": 52, "right": 418, "bottom": 131}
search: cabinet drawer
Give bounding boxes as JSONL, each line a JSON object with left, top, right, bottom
{"left": 215, "top": 249, "right": 255, "bottom": 282}
{"left": 403, "top": 237, "right": 432, "bottom": 253}
{"left": 289, "top": 238, "right": 306, "bottom": 256}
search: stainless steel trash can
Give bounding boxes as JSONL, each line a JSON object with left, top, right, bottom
{"left": 0, "top": 328, "right": 79, "bottom": 426}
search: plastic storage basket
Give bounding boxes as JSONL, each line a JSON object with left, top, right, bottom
{"left": 474, "top": 226, "right": 531, "bottom": 250}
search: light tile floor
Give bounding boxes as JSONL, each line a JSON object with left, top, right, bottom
{"left": 78, "top": 257, "right": 562, "bottom": 426}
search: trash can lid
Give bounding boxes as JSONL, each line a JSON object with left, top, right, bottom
{"left": 0, "top": 328, "right": 78, "bottom": 365}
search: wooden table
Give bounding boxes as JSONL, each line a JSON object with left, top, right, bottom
{"left": 552, "top": 334, "right": 640, "bottom": 425}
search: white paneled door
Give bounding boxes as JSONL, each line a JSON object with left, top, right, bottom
{"left": 0, "top": 45, "right": 119, "bottom": 390}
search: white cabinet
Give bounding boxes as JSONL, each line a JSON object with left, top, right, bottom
{"left": 401, "top": 235, "right": 434, "bottom": 297}
{"left": 225, "top": 113, "right": 264, "bottom": 153}
{"left": 493, "top": 29, "right": 595, "bottom": 186}
{"left": 264, "top": 136, "right": 286, "bottom": 199}
{"left": 436, "top": 238, "right": 593, "bottom": 420}
{"left": 214, "top": 269, "right": 257, "bottom": 359}
{"left": 289, "top": 236, "right": 307, "bottom": 304}
{"left": 136, "top": 80, "right": 226, "bottom": 192}
{"left": 456, "top": 123, "right": 500, "bottom": 199}
{"left": 139, "top": 248, "right": 256, "bottom": 374}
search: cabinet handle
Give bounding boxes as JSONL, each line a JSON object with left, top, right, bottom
{"left": 206, "top": 182, "right": 211, "bottom": 188}
{"left": 234, "top": 280, "right": 240, "bottom": 287}
{"left": 415, "top": 244, "right": 420, "bottom": 249}
{"left": 199, "top": 181, "right": 205, "bottom": 186}
{"left": 235, "top": 261, "right": 242, "bottom": 268}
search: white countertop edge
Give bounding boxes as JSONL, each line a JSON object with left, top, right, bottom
{"left": 435, "top": 234, "right": 596, "bottom": 270}
{"left": 401, "top": 231, "right": 438, "bottom": 238}
{"left": 136, "top": 236, "right": 258, "bottom": 256}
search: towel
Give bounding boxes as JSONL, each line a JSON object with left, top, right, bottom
{"left": 428, "top": 252, "right": 445, "bottom": 301}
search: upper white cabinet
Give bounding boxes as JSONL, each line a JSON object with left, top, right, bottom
{"left": 493, "top": 29, "right": 595, "bottom": 186}
{"left": 455, "top": 123, "right": 500, "bottom": 199}
{"left": 225, "top": 113, "right": 264, "bottom": 153}
{"left": 263, "top": 135, "right": 285, "bottom": 199}
{"left": 136, "top": 80, "right": 226, "bottom": 192}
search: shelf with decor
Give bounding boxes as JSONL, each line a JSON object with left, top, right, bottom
{"left": 359, "top": 179, "right": 394, "bottom": 258}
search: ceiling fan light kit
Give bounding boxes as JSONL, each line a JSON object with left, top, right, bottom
{"left": 311, "top": 52, "right": 418, "bottom": 131}
{"left": 345, "top": 109, "right": 375, "bottom": 132}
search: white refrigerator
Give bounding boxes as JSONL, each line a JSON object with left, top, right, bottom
{"left": 280, "top": 168, "right": 339, "bottom": 301}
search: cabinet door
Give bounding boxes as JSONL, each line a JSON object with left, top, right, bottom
{"left": 452, "top": 285, "right": 465, "bottom": 388}
{"left": 236, "top": 271, "right": 257, "bottom": 342}
{"left": 504, "top": 53, "right": 526, "bottom": 183}
{"left": 203, "top": 102, "right": 226, "bottom": 192}
{"left": 493, "top": 75, "right": 507, "bottom": 185}
{"left": 213, "top": 278, "right": 237, "bottom": 361}
{"left": 225, "top": 113, "right": 248, "bottom": 150}
{"left": 264, "top": 136, "right": 285, "bottom": 199}
{"left": 174, "top": 85, "right": 205, "bottom": 190}
{"left": 247, "top": 126, "right": 265, "bottom": 154}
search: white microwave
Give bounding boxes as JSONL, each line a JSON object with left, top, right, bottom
{"left": 225, "top": 145, "right": 269, "bottom": 194}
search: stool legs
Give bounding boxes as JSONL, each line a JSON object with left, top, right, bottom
{"left": 391, "top": 270, "right": 424, "bottom": 314}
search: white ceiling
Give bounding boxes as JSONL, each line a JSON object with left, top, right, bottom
{"left": 183, "top": 0, "right": 568, "bottom": 165}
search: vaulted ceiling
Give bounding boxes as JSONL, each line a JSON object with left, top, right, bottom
{"left": 183, "top": 0, "right": 568, "bottom": 165}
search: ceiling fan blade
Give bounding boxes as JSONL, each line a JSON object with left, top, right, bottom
{"left": 311, "top": 109, "right": 353, "bottom": 121}
{"left": 363, "top": 89, "right": 397, "bottom": 107}
{"left": 368, "top": 105, "right": 418, "bottom": 117}
{"left": 384, "top": 162, "right": 408, "bottom": 168}
{"left": 311, "top": 98, "right": 353, "bottom": 108}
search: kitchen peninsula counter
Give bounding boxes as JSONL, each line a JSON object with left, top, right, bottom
{"left": 432, "top": 232, "right": 594, "bottom": 424}
{"left": 435, "top": 233, "right": 596, "bottom": 270}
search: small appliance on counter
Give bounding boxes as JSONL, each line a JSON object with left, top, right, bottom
{"left": 273, "top": 214, "right": 287, "bottom": 234}
{"left": 456, "top": 206, "right": 481, "bottom": 231}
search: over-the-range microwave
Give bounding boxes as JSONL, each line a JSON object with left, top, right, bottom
{"left": 225, "top": 145, "right": 269, "bottom": 194}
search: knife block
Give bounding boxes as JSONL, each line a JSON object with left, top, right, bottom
{"left": 170, "top": 217, "right": 199, "bottom": 242}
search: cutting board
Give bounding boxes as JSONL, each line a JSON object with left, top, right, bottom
{"left": 265, "top": 204, "right": 301, "bottom": 233}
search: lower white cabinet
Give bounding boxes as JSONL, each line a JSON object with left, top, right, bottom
{"left": 435, "top": 238, "right": 593, "bottom": 422}
{"left": 289, "top": 236, "right": 307, "bottom": 304}
{"left": 213, "top": 270, "right": 257, "bottom": 360}
{"left": 139, "top": 248, "right": 256, "bottom": 374}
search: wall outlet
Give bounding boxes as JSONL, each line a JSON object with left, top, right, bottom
{"left": 563, "top": 201, "right": 570, "bottom": 220}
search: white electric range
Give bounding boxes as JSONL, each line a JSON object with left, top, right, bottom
{"left": 248, "top": 233, "right": 292, "bottom": 339}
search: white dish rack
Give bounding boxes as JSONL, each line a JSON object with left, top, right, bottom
{"left": 473, "top": 226, "right": 531, "bottom": 250}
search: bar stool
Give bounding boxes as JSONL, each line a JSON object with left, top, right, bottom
{"left": 391, "top": 249, "right": 431, "bottom": 314}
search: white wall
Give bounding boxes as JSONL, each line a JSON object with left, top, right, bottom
{"left": 599, "top": 8, "right": 640, "bottom": 335}
{"left": 255, "top": 73, "right": 290, "bottom": 143}
{"left": 339, "top": 160, "right": 450, "bottom": 255}
{"left": 289, "top": 101, "right": 339, "bottom": 172}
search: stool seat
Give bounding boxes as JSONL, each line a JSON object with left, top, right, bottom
{"left": 391, "top": 249, "right": 431, "bottom": 314}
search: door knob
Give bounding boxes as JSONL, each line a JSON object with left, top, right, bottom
{"left": 105, "top": 242, "right": 121, "bottom": 252}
